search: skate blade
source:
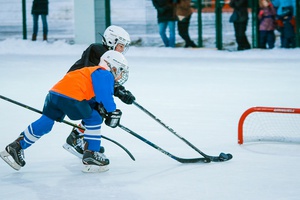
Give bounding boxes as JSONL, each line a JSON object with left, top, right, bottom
{"left": 62, "top": 143, "right": 83, "bottom": 159}
{"left": 82, "top": 164, "right": 109, "bottom": 173}
{"left": 0, "top": 150, "right": 21, "bottom": 171}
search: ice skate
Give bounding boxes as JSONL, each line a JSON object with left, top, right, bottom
{"left": 0, "top": 139, "right": 25, "bottom": 171}
{"left": 63, "top": 128, "right": 105, "bottom": 158}
{"left": 63, "top": 128, "right": 85, "bottom": 158}
{"left": 82, "top": 150, "right": 109, "bottom": 173}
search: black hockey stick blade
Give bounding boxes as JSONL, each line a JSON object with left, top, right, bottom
{"left": 118, "top": 124, "right": 211, "bottom": 164}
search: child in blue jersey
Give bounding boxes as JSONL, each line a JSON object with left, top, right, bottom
{"left": 0, "top": 51, "right": 129, "bottom": 173}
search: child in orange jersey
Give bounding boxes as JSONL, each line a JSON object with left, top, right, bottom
{"left": 0, "top": 51, "right": 128, "bottom": 173}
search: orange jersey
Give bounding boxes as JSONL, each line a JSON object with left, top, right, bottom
{"left": 51, "top": 66, "right": 102, "bottom": 101}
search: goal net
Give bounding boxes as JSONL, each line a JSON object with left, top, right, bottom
{"left": 238, "top": 107, "right": 300, "bottom": 144}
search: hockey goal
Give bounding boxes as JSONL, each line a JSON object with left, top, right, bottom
{"left": 238, "top": 107, "right": 300, "bottom": 144}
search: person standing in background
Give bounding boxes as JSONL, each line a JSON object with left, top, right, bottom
{"left": 31, "top": 0, "right": 49, "bottom": 41}
{"left": 176, "top": 0, "right": 197, "bottom": 48}
{"left": 152, "top": 0, "right": 177, "bottom": 47}
{"left": 229, "top": 0, "right": 251, "bottom": 50}
{"left": 277, "top": 6, "right": 296, "bottom": 48}
{"left": 272, "top": 0, "right": 296, "bottom": 47}
{"left": 258, "top": 0, "right": 277, "bottom": 49}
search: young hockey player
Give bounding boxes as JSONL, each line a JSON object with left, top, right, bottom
{"left": 63, "top": 25, "right": 136, "bottom": 159}
{"left": 0, "top": 50, "right": 129, "bottom": 172}
{"left": 68, "top": 25, "right": 131, "bottom": 72}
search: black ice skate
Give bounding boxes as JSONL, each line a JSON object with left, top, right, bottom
{"left": 82, "top": 150, "right": 109, "bottom": 173}
{"left": 63, "top": 128, "right": 105, "bottom": 159}
{"left": 63, "top": 128, "right": 84, "bottom": 158}
{"left": 0, "top": 139, "right": 25, "bottom": 170}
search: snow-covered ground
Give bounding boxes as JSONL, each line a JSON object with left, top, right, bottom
{"left": 0, "top": 39, "right": 300, "bottom": 200}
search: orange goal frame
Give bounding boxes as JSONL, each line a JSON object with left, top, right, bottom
{"left": 238, "top": 107, "right": 300, "bottom": 144}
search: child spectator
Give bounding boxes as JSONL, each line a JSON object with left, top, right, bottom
{"left": 272, "top": 0, "right": 296, "bottom": 47}
{"left": 277, "top": 6, "right": 296, "bottom": 48}
{"left": 258, "top": 0, "right": 277, "bottom": 49}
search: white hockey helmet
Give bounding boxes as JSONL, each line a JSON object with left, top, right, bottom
{"left": 99, "top": 50, "right": 129, "bottom": 85}
{"left": 102, "top": 25, "right": 131, "bottom": 54}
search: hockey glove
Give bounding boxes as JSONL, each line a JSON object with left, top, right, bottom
{"left": 105, "top": 109, "right": 122, "bottom": 128}
{"left": 114, "top": 84, "right": 136, "bottom": 104}
{"left": 96, "top": 103, "right": 108, "bottom": 120}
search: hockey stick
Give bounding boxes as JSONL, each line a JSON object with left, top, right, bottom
{"left": 118, "top": 124, "right": 210, "bottom": 163}
{"left": 0, "top": 94, "right": 135, "bottom": 161}
{"left": 132, "top": 101, "right": 232, "bottom": 162}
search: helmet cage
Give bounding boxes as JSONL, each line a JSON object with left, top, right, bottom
{"left": 104, "top": 57, "right": 129, "bottom": 85}
{"left": 113, "top": 37, "right": 130, "bottom": 54}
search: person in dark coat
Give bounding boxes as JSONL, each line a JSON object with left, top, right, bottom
{"left": 176, "top": 0, "right": 197, "bottom": 48}
{"left": 31, "top": 0, "right": 49, "bottom": 41}
{"left": 152, "top": 0, "right": 177, "bottom": 47}
{"left": 229, "top": 0, "right": 251, "bottom": 50}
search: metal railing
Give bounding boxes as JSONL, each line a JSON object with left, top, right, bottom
{"left": 0, "top": 0, "right": 298, "bottom": 49}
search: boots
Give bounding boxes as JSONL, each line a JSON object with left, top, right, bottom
{"left": 184, "top": 41, "right": 197, "bottom": 48}
{"left": 32, "top": 34, "right": 37, "bottom": 41}
{"left": 31, "top": 34, "right": 47, "bottom": 41}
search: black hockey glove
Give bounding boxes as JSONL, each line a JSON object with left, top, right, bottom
{"left": 105, "top": 109, "right": 122, "bottom": 128}
{"left": 114, "top": 84, "right": 136, "bottom": 105}
{"left": 96, "top": 103, "right": 107, "bottom": 120}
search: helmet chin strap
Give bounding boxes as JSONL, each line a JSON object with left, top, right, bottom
{"left": 103, "top": 61, "right": 120, "bottom": 81}
{"left": 100, "top": 33, "right": 111, "bottom": 49}
{"left": 111, "top": 70, "right": 117, "bottom": 79}
{"left": 108, "top": 66, "right": 118, "bottom": 79}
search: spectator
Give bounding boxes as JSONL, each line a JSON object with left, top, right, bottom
{"left": 272, "top": 0, "right": 296, "bottom": 47}
{"left": 31, "top": 0, "right": 49, "bottom": 41}
{"left": 277, "top": 6, "right": 296, "bottom": 48}
{"left": 176, "top": 0, "right": 197, "bottom": 48}
{"left": 152, "top": 0, "right": 177, "bottom": 47}
{"left": 258, "top": 0, "right": 277, "bottom": 49}
{"left": 229, "top": 0, "right": 251, "bottom": 50}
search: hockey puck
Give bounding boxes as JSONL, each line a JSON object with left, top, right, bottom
{"left": 219, "top": 152, "right": 233, "bottom": 160}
